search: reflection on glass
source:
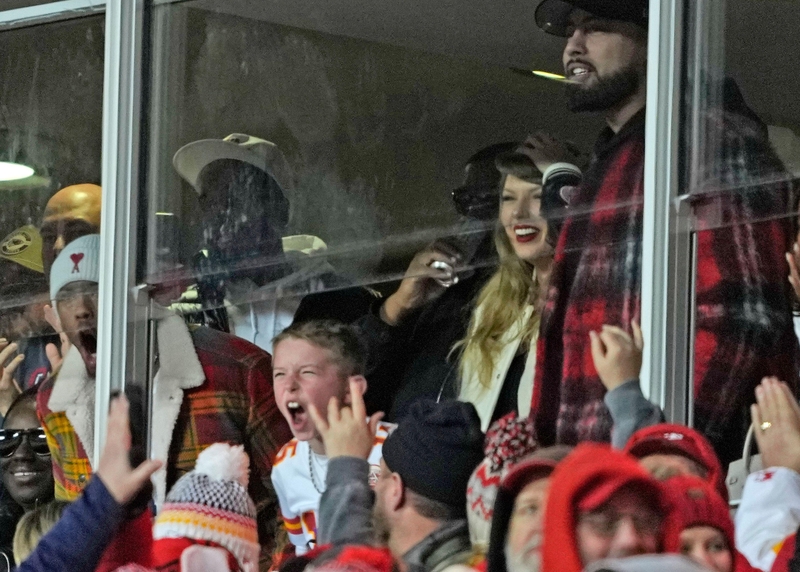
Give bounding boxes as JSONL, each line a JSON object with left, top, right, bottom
{"left": 682, "top": 0, "right": 800, "bottom": 466}
{"left": 144, "top": 1, "right": 601, "bottom": 293}
{"left": 0, "top": 16, "right": 103, "bottom": 406}
{"left": 0, "top": 15, "right": 103, "bottom": 569}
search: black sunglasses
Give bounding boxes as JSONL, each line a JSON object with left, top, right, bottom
{"left": 0, "top": 428, "right": 50, "bottom": 458}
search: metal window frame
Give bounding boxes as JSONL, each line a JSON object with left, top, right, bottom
{"left": 640, "top": 0, "right": 694, "bottom": 423}
{"left": 0, "top": 0, "right": 695, "bottom": 454}
{"left": 0, "top": 0, "right": 143, "bottom": 466}
{"left": 94, "top": 0, "right": 146, "bottom": 466}
{"left": 0, "top": 0, "right": 104, "bottom": 30}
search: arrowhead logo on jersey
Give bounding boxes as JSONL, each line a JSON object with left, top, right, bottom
{"left": 756, "top": 469, "right": 776, "bottom": 482}
{"left": 1, "top": 230, "right": 32, "bottom": 255}
{"left": 369, "top": 464, "right": 381, "bottom": 488}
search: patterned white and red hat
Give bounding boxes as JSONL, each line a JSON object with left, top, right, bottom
{"left": 466, "top": 413, "right": 538, "bottom": 549}
{"left": 154, "top": 443, "right": 259, "bottom": 572}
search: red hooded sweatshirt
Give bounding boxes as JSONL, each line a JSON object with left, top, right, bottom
{"left": 541, "top": 444, "right": 668, "bottom": 572}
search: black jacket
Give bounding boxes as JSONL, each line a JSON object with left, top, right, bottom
{"left": 356, "top": 266, "right": 494, "bottom": 419}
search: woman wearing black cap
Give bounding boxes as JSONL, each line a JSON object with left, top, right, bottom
{"left": 456, "top": 142, "right": 581, "bottom": 431}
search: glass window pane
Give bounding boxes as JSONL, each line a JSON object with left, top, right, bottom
{"left": 141, "top": 0, "right": 617, "bottom": 559}
{"left": 1, "top": 0, "right": 66, "bottom": 10}
{"left": 0, "top": 13, "right": 104, "bottom": 551}
{"left": 683, "top": 0, "right": 800, "bottom": 466}
{"left": 144, "top": 1, "right": 603, "bottom": 296}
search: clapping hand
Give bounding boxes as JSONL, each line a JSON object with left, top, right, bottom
{"left": 308, "top": 379, "right": 384, "bottom": 460}
{"left": 43, "top": 303, "right": 70, "bottom": 376}
{"left": 752, "top": 376, "right": 800, "bottom": 474}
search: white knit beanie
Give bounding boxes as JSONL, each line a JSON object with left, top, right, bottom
{"left": 49, "top": 233, "right": 101, "bottom": 301}
{"left": 154, "top": 444, "right": 260, "bottom": 572}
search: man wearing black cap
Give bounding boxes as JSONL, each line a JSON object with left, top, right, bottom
{"left": 313, "top": 393, "right": 485, "bottom": 571}
{"left": 529, "top": 0, "right": 797, "bottom": 466}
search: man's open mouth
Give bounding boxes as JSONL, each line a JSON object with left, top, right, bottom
{"left": 79, "top": 328, "right": 98, "bottom": 355}
{"left": 566, "top": 60, "right": 596, "bottom": 81}
{"left": 77, "top": 328, "right": 98, "bottom": 372}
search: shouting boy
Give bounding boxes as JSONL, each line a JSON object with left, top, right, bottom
{"left": 271, "top": 320, "right": 391, "bottom": 555}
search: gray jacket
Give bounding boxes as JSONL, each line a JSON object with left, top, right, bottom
{"left": 318, "top": 457, "right": 475, "bottom": 572}
{"left": 605, "top": 379, "right": 664, "bottom": 448}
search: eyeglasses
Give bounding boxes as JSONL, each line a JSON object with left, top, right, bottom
{"left": 578, "top": 510, "right": 662, "bottom": 538}
{"left": 0, "top": 428, "right": 50, "bottom": 458}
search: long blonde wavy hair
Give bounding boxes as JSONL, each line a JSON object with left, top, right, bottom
{"left": 455, "top": 153, "right": 546, "bottom": 390}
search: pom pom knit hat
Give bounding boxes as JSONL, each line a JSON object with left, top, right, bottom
{"left": 466, "top": 413, "right": 538, "bottom": 549}
{"left": 154, "top": 443, "right": 259, "bottom": 572}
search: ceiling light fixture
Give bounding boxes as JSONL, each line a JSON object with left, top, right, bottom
{"left": 0, "top": 161, "right": 34, "bottom": 181}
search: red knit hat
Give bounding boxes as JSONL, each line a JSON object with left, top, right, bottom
{"left": 541, "top": 444, "right": 668, "bottom": 572}
{"left": 624, "top": 424, "right": 727, "bottom": 501}
{"left": 309, "top": 546, "right": 397, "bottom": 572}
{"left": 661, "top": 475, "right": 734, "bottom": 556}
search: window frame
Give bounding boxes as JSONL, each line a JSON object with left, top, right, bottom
{"left": 0, "top": 0, "right": 696, "bottom": 457}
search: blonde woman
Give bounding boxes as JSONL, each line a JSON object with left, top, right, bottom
{"left": 12, "top": 501, "right": 69, "bottom": 564}
{"left": 458, "top": 144, "right": 580, "bottom": 431}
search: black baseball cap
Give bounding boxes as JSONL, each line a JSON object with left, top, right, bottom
{"left": 535, "top": 0, "right": 648, "bottom": 37}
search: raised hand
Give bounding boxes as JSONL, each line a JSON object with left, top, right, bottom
{"left": 380, "top": 241, "right": 462, "bottom": 326}
{"left": 589, "top": 321, "right": 644, "bottom": 391}
{"left": 43, "top": 303, "right": 70, "bottom": 376}
{"left": 752, "top": 376, "right": 800, "bottom": 474}
{"left": 308, "top": 379, "right": 384, "bottom": 460}
{"left": 0, "top": 340, "right": 24, "bottom": 416}
{"left": 96, "top": 395, "right": 162, "bottom": 505}
{"left": 518, "top": 131, "right": 585, "bottom": 173}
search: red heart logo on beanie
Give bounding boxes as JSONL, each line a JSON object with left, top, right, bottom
{"left": 70, "top": 252, "right": 84, "bottom": 273}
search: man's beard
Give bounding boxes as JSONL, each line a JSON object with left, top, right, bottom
{"left": 566, "top": 65, "right": 642, "bottom": 113}
{"left": 372, "top": 503, "right": 391, "bottom": 544}
{"left": 505, "top": 537, "right": 541, "bottom": 572}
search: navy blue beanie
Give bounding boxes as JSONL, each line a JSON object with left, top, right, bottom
{"left": 382, "top": 399, "right": 485, "bottom": 513}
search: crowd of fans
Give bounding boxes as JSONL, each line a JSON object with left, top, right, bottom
{"left": 2, "top": 0, "right": 800, "bottom": 570}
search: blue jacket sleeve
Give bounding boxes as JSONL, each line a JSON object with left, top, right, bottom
{"left": 16, "top": 477, "right": 126, "bottom": 572}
